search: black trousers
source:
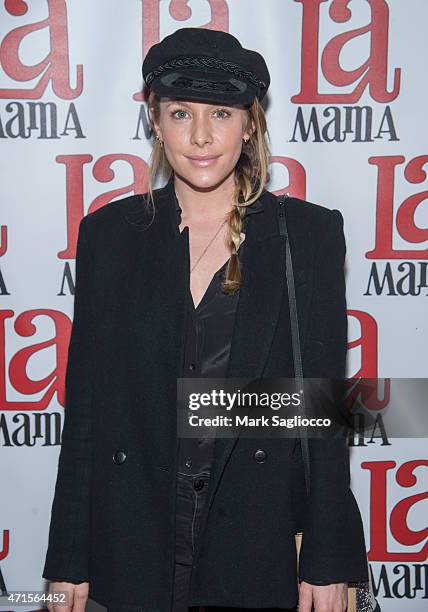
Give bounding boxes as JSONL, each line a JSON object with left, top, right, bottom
{"left": 173, "top": 471, "right": 210, "bottom": 612}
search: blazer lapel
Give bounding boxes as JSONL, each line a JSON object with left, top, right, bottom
{"left": 194, "top": 191, "right": 289, "bottom": 554}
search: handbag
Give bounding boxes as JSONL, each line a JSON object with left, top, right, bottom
{"left": 277, "top": 194, "right": 379, "bottom": 612}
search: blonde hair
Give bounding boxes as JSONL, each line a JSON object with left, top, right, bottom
{"left": 146, "top": 90, "right": 271, "bottom": 294}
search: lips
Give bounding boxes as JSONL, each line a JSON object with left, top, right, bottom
{"left": 186, "top": 155, "right": 220, "bottom": 166}
{"left": 186, "top": 155, "right": 220, "bottom": 161}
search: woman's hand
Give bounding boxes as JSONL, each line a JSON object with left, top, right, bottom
{"left": 298, "top": 580, "right": 347, "bottom": 611}
{"left": 47, "top": 581, "right": 89, "bottom": 612}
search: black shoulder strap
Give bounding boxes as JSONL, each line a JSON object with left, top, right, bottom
{"left": 277, "top": 194, "right": 311, "bottom": 498}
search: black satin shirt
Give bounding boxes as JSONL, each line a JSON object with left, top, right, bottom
{"left": 175, "top": 198, "right": 246, "bottom": 476}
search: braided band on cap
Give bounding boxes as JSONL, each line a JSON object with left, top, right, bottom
{"left": 165, "top": 76, "right": 243, "bottom": 93}
{"left": 145, "top": 55, "right": 266, "bottom": 89}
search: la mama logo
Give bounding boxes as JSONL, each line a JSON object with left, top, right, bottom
{"left": 0, "top": 0, "right": 85, "bottom": 139}
{"left": 290, "top": 0, "right": 401, "bottom": 144}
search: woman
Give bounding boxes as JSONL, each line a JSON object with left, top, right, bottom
{"left": 43, "top": 28, "right": 370, "bottom": 612}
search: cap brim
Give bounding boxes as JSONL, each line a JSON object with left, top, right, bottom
{"left": 148, "top": 68, "right": 257, "bottom": 106}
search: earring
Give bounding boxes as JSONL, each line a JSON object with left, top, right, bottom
{"left": 243, "top": 136, "right": 249, "bottom": 144}
{"left": 156, "top": 135, "right": 164, "bottom": 147}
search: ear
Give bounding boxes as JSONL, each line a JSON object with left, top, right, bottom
{"left": 148, "top": 106, "right": 162, "bottom": 139}
{"left": 243, "top": 118, "right": 256, "bottom": 141}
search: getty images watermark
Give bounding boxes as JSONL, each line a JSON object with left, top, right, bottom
{"left": 185, "top": 386, "right": 330, "bottom": 429}
{"left": 176, "top": 377, "right": 428, "bottom": 440}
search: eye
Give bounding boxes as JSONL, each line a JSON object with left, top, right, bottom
{"left": 170, "top": 109, "right": 189, "bottom": 120}
{"left": 213, "top": 108, "right": 231, "bottom": 119}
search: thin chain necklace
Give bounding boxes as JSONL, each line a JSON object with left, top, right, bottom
{"left": 190, "top": 218, "right": 228, "bottom": 273}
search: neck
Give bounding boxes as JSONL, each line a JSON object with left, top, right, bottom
{"left": 173, "top": 171, "right": 236, "bottom": 223}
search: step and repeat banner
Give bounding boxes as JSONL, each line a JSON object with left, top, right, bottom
{"left": 1, "top": 1, "right": 427, "bottom": 611}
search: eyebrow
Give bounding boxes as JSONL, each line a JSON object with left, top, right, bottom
{"left": 165, "top": 100, "right": 228, "bottom": 109}
{"left": 165, "top": 100, "right": 192, "bottom": 108}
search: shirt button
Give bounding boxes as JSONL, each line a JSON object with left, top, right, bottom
{"left": 185, "top": 457, "right": 192, "bottom": 468}
{"left": 189, "top": 363, "right": 196, "bottom": 371}
{"left": 194, "top": 478, "right": 205, "bottom": 491}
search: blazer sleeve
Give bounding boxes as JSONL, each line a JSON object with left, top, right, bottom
{"left": 297, "top": 209, "right": 369, "bottom": 584}
{"left": 42, "top": 215, "right": 94, "bottom": 583}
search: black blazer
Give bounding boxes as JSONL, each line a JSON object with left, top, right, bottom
{"left": 42, "top": 176, "right": 369, "bottom": 611}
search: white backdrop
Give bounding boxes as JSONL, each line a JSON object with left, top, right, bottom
{"left": 1, "top": 1, "right": 427, "bottom": 611}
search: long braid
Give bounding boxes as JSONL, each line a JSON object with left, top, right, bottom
{"left": 222, "top": 203, "right": 246, "bottom": 293}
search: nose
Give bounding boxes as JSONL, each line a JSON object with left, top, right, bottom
{"left": 190, "top": 115, "right": 213, "bottom": 147}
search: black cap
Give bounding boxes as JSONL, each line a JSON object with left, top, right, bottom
{"left": 142, "top": 27, "right": 270, "bottom": 105}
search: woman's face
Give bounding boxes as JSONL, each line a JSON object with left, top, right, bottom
{"left": 150, "top": 97, "right": 255, "bottom": 190}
